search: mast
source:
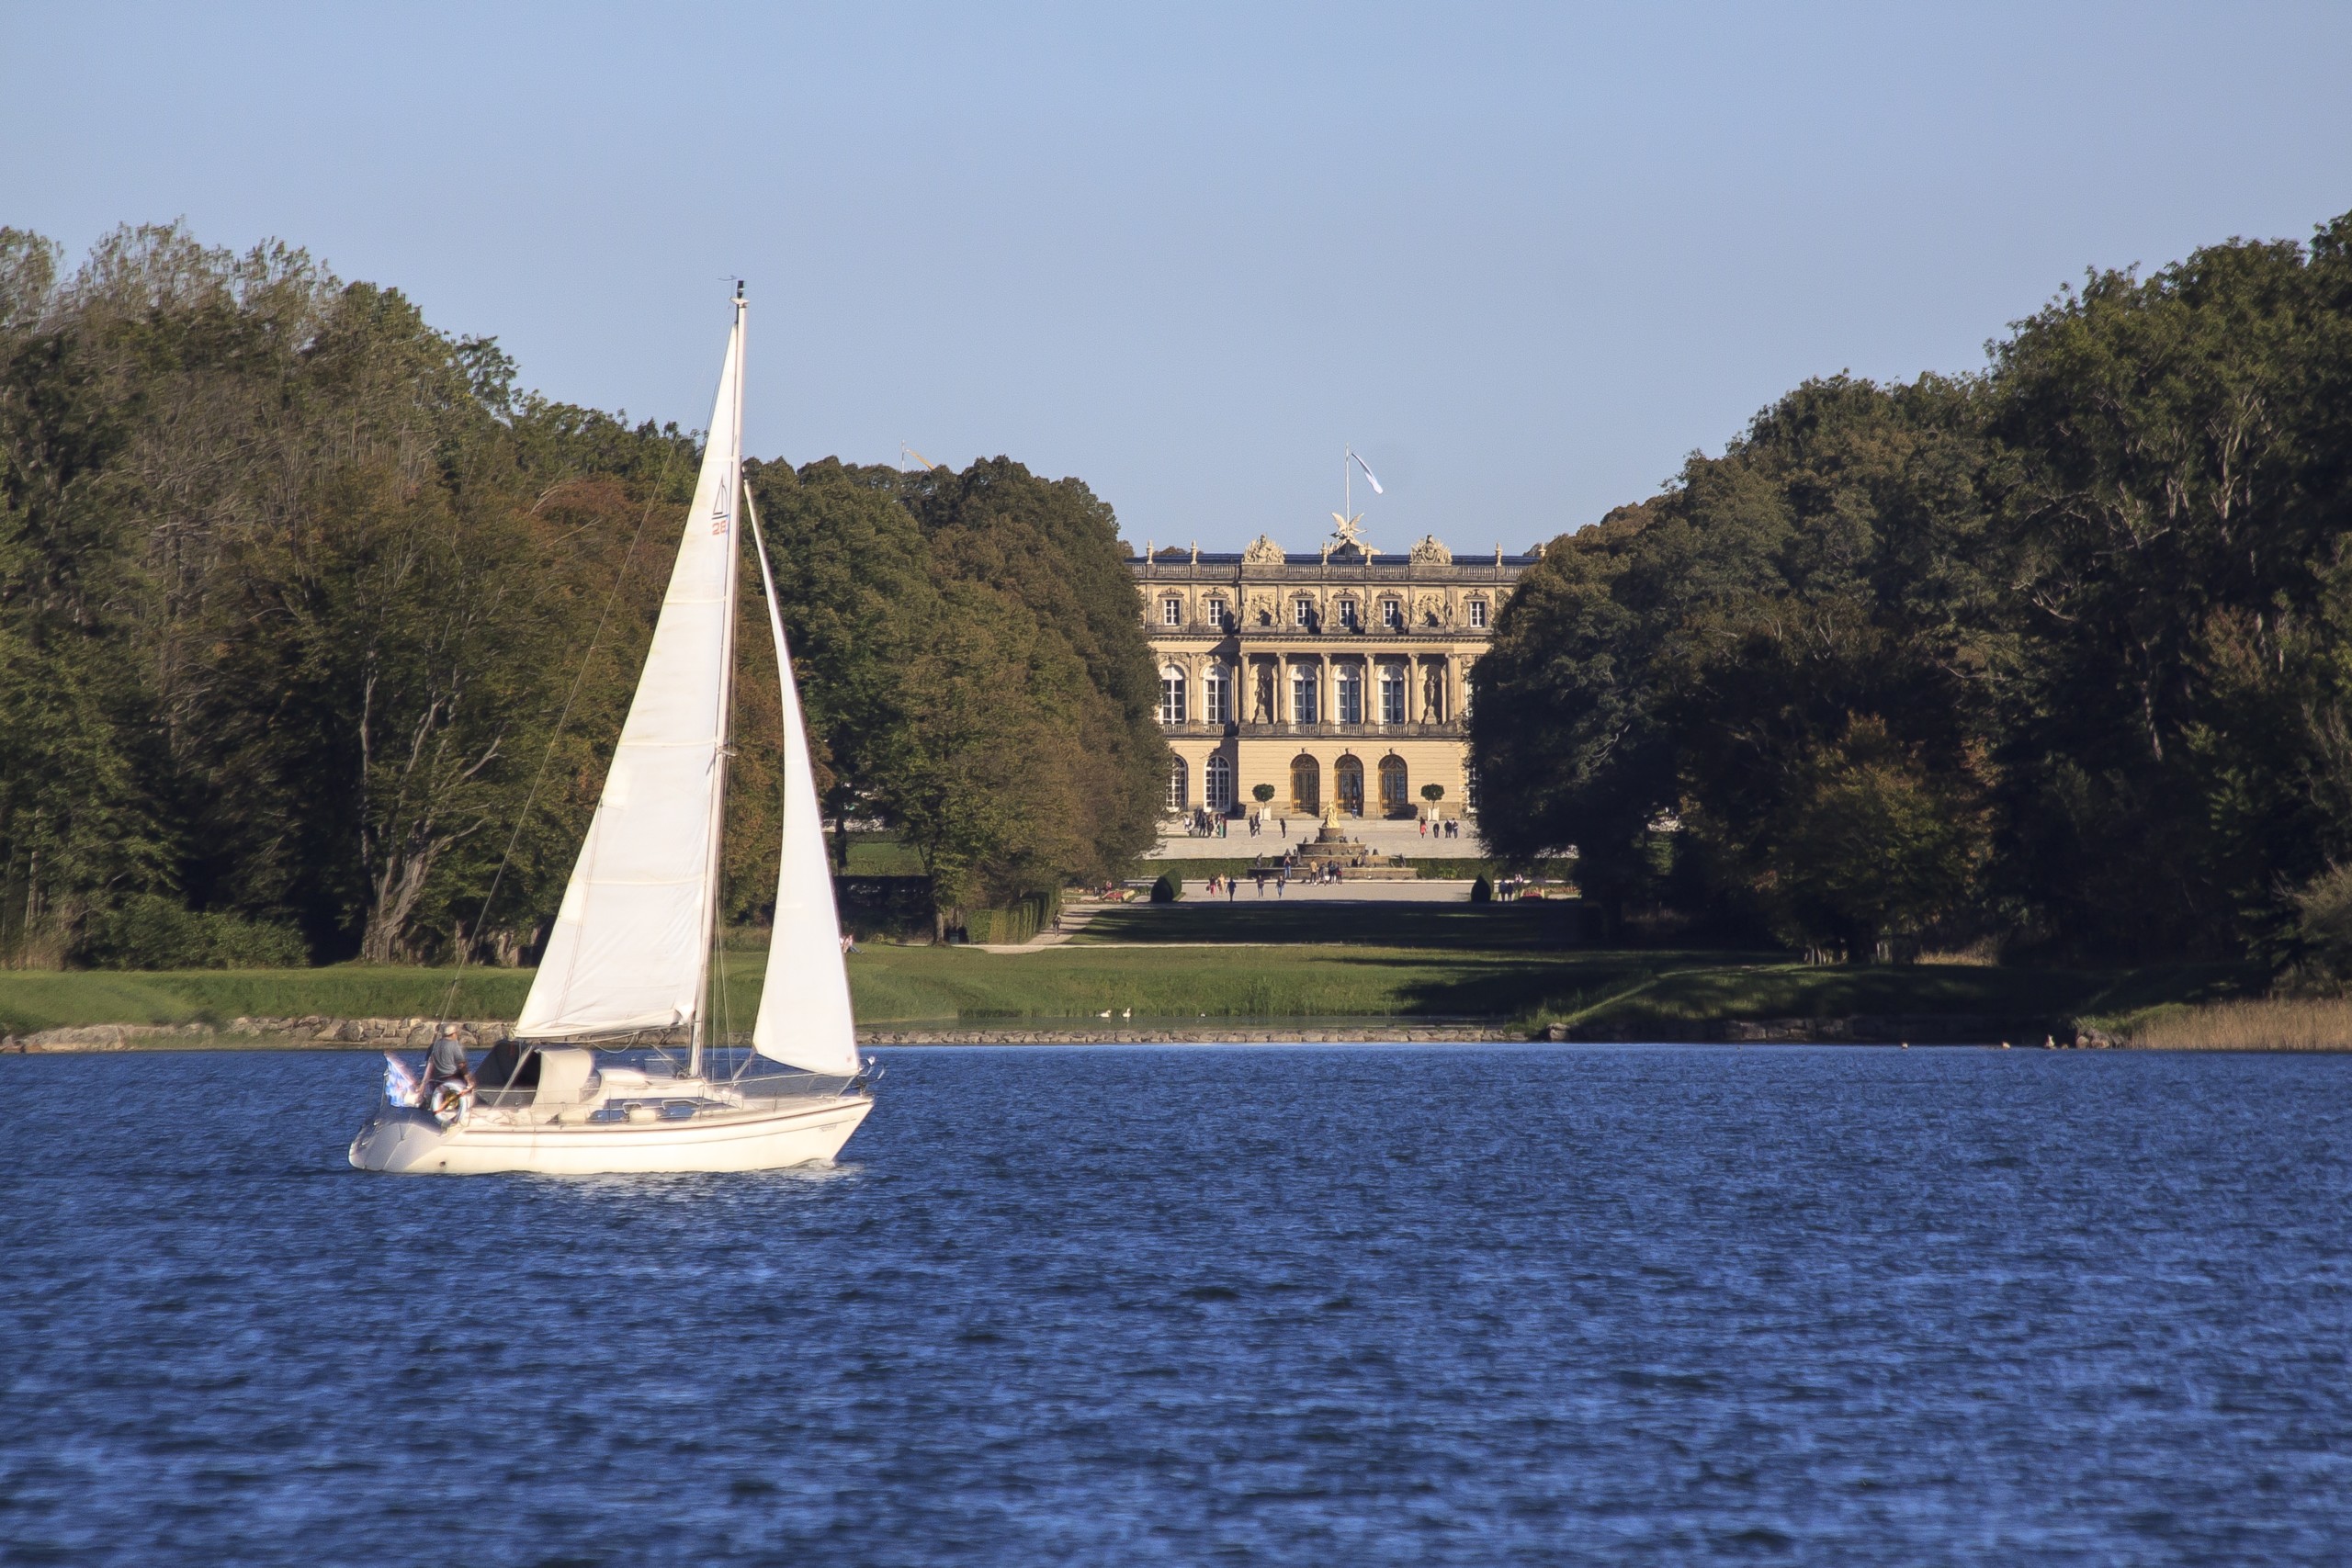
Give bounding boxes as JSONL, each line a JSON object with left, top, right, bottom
{"left": 690, "top": 284, "right": 747, "bottom": 1079}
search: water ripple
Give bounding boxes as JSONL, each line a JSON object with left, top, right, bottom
{"left": 3, "top": 1044, "right": 2349, "bottom": 1564}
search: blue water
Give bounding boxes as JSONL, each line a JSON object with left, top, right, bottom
{"left": 3, "top": 1046, "right": 2348, "bottom": 1565}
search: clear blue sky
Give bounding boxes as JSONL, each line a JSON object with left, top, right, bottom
{"left": 6, "top": 2, "right": 2349, "bottom": 552}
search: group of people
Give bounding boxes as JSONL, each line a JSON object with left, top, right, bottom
{"left": 1199, "top": 854, "right": 1356, "bottom": 900}
{"left": 1244, "top": 809, "right": 1287, "bottom": 839}
{"left": 1419, "top": 817, "right": 1463, "bottom": 839}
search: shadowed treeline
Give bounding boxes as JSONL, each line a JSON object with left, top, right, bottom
{"left": 1477, "top": 209, "right": 2352, "bottom": 980}
{"left": 0, "top": 225, "right": 1166, "bottom": 969}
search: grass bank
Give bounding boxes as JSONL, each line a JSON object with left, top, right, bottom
{"left": 2, "top": 946, "right": 2256, "bottom": 1039}
{"left": 0, "top": 966, "right": 536, "bottom": 1035}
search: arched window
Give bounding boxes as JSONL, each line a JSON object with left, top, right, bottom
{"left": 1334, "top": 754, "right": 1365, "bottom": 816}
{"left": 1290, "top": 753, "right": 1320, "bottom": 815}
{"left": 1166, "top": 756, "right": 1188, "bottom": 812}
{"left": 1379, "top": 754, "right": 1409, "bottom": 815}
{"left": 1466, "top": 598, "right": 1488, "bottom": 628}
{"left": 1205, "top": 754, "right": 1234, "bottom": 812}
{"left": 1161, "top": 596, "right": 1183, "bottom": 626}
{"left": 1289, "top": 665, "right": 1318, "bottom": 724}
{"left": 1379, "top": 664, "right": 1407, "bottom": 725}
{"left": 1204, "top": 664, "right": 1228, "bottom": 725}
{"left": 1159, "top": 665, "right": 1187, "bottom": 726}
{"left": 1335, "top": 664, "right": 1363, "bottom": 725}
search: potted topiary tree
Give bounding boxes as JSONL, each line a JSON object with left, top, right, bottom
{"left": 1149, "top": 874, "right": 1180, "bottom": 903}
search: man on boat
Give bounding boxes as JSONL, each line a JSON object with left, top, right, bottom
{"left": 420, "top": 1023, "right": 473, "bottom": 1111}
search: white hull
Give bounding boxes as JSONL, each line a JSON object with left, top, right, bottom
{"left": 349, "top": 1093, "right": 872, "bottom": 1176}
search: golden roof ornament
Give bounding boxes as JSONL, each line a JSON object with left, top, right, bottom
{"left": 1408, "top": 533, "right": 1453, "bottom": 566}
{"left": 1241, "top": 534, "right": 1286, "bottom": 566}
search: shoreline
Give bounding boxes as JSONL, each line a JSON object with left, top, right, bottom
{"left": 6, "top": 1015, "right": 2339, "bottom": 1052}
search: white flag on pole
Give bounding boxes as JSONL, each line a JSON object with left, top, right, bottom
{"left": 1350, "top": 448, "right": 1385, "bottom": 495}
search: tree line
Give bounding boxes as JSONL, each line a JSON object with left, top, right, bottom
{"left": 1475, "top": 209, "right": 2352, "bottom": 975}
{"left": 0, "top": 223, "right": 1164, "bottom": 967}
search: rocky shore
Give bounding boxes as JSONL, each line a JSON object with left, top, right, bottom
{"left": 3, "top": 1017, "right": 519, "bottom": 1053}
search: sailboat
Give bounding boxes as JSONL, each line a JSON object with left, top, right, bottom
{"left": 349, "top": 290, "right": 875, "bottom": 1175}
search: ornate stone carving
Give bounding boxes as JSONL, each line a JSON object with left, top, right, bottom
{"left": 1251, "top": 661, "right": 1276, "bottom": 723}
{"left": 1409, "top": 534, "right": 1453, "bottom": 566}
{"left": 1241, "top": 534, "right": 1286, "bottom": 566}
{"left": 1414, "top": 591, "right": 1446, "bottom": 626}
{"left": 1246, "top": 590, "right": 1276, "bottom": 626}
{"left": 1422, "top": 660, "right": 1447, "bottom": 722}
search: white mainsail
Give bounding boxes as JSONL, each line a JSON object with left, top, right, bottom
{"left": 517, "top": 302, "right": 745, "bottom": 1040}
{"left": 744, "top": 490, "right": 861, "bottom": 1076}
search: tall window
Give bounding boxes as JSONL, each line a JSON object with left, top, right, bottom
{"left": 1467, "top": 598, "right": 1487, "bottom": 628}
{"left": 1159, "top": 665, "right": 1187, "bottom": 726}
{"left": 1465, "top": 766, "right": 1480, "bottom": 814}
{"left": 1290, "top": 753, "right": 1320, "bottom": 815}
{"left": 1205, "top": 754, "right": 1234, "bottom": 812}
{"left": 1334, "top": 754, "right": 1365, "bottom": 816}
{"left": 1166, "top": 757, "right": 1188, "bottom": 812}
{"left": 1294, "top": 596, "right": 1315, "bottom": 628}
{"left": 1338, "top": 599, "right": 1360, "bottom": 630}
{"left": 1204, "top": 664, "right": 1228, "bottom": 725}
{"left": 1379, "top": 665, "right": 1407, "bottom": 724}
{"left": 1336, "top": 665, "right": 1363, "bottom": 725}
{"left": 1379, "top": 753, "right": 1409, "bottom": 814}
{"left": 1290, "top": 666, "right": 1318, "bottom": 723}
{"left": 1380, "top": 599, "right": 1402, "bottom": 629}
{"left": 1161, "top": 596, "right": 1182, "bottom": 626}
{"left": 1204, "top": 598, "right": 1229, "bottom": 628}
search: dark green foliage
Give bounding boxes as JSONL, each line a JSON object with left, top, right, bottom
{"left": 1251, "top": 783, "right": 1276, "bottom": 803}
{"left": 0, "top": 224, "right": 1163, "bottom": 967}
{"left": 1476, "top": 209, "right": 2352, "bottom": 969}
{"left": 1470, "top": 875, "right": 1493, "bottom": 904}
{"left": 80, "top": 895, "right": 306, "bottom": 969}
{"left": 1149, "top": 874, "right": 1179, "bottom": 904}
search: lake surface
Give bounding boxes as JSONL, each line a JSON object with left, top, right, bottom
{"left": 3, "top": 1045, "right": 2348, "bottom": 1565}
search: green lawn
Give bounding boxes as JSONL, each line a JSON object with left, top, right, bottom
{"left": 1, "top": 945, "right": 2256, "bottom": 1037}
{"left": 0, "top": 965, "right": 535, "bottom": 1034}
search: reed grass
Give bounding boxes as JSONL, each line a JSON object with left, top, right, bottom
{"left": 2109, "top": 997, "right": 2352, "bottom": 1050}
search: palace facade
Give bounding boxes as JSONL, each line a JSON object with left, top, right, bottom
{"left": 1131, "top": 527, "right": 1541, "bottom": 822}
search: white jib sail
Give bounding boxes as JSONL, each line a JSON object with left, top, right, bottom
{"left": 744, "top": 486, "right": 861, "bottom": 1075}
{"left": 517, "top": 303, "right": 745, "bottom": 1040}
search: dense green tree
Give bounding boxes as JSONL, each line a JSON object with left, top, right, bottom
{"left": 1, "top": 224, "right": 1167, "bottom": 966}
{"left": 1476, "top": 209, "right": 2352, "bottom": 970}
